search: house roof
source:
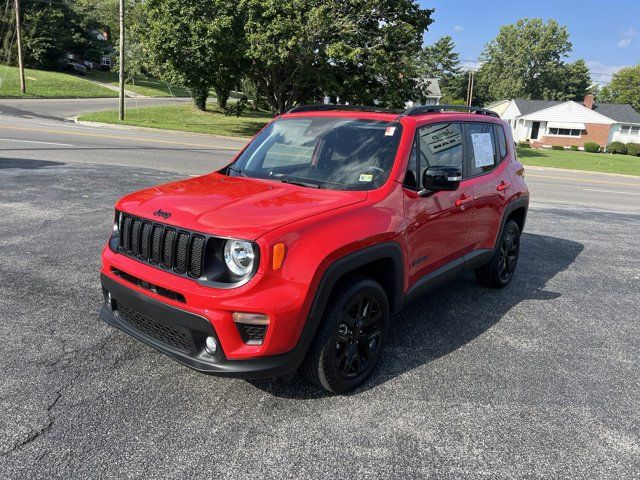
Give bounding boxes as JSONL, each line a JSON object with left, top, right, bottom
{"left": 591, "top": 103, "right": 640, "bottom": 124}
{"left": 511, "top": 98, "right": 640, "bottom": 124}
{"left": 513, "top": 99, "right": 562, "bottom": 116}
{"left": 425, "top": 78, "right": 441, "bottom": 97}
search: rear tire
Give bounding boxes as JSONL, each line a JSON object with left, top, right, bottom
{"left": 302, "top": 275, "right": 389, "bottom": 394}
{"left": 475, "top": 219, "right": 521, "bottom": 288}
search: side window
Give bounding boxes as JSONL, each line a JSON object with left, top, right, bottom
{"left": 466, "top": 123, "right": 498, "bottom": 176}
{"left": 404, "top": 137, "right": 419, "bottom": 189}
{"left": 417, "top": 123, "right": 464, "bottom": 186}
{"left": 495, "top": 124, "right": 508, "bottom": 160}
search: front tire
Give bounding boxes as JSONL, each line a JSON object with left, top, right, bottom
{"left": 475, "top": 219, "right": 521, "bottom": 288}
{"left": 302, "top": 275, "right": 389, "bottom": 393}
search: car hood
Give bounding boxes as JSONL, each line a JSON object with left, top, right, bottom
{"left": 116, "top": 173, "right": 368, "bottom": 239}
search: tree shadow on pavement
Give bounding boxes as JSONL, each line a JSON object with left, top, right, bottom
{"left": 0, "top": 158, "right": 64, "bottom": 169}
{"left": 249, "top": 232, "right": 584, "bottom": 398}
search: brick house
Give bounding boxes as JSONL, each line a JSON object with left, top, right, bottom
{"left": 487, "top": 96, "right": 640, "bottom": 148}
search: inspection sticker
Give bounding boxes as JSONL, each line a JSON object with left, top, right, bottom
{"left": 359, "top": 174, "right": 374, "bottom": 182}
{"left": 384, "top": 126, "right": 396, "bottom": 136}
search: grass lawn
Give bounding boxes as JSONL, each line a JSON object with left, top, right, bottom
{"left": 0, "top": 65, "right": 117, "bottom": 98}
{"left": 86, "top": 71, "right": 191, "bottom": 97}
{"left": 79, "top": 103, "right": 273, "bottom": 138}
{"left": 517, "top": 147, "right": 640, "bottom": 176}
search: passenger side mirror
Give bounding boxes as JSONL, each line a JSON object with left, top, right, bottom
{"left": 419, "top": 166, "right": 462, "bottom": 196}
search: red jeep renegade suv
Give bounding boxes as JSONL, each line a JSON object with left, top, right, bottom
{"left": 100, "top": 104, "right": 529, "bottom": 393}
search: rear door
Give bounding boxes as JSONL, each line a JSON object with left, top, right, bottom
{"left": 403, "top": 122, "right": 476, "bottom": 288}
{"left": 464, "top": 122, "right": 513, "bottom": 251}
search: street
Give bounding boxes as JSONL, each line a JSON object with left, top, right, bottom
{"left": 1, "top": 100, "right": 639, "bottom": 478}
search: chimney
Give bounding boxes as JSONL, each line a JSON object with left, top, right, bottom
{"left": 583, "top": 94, "right": 594, "bottom": 110}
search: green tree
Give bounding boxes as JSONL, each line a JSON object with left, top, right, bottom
{"left": 20, "top": 0, "right": 87, "bottom": 69}
{"left": 143, "top": 0, "right": 246, "bottom": 110}
{"left": 416, "top": 35, "right": 462, "bottom": 103}
{"left": 598, "top": 65, "right": 640, "bottom": 110}
{"left": 242, "top": 0, "right": 433, "bottom": 113}
{"left": 479, "top": 18, "right": 574, "bottom": 101}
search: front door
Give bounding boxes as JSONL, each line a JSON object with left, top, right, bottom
{"left": 531, "top": 121, "right": 540, "bottom": 140}
{"left": 403, "top": 122, "right": 476, "bottom": 289}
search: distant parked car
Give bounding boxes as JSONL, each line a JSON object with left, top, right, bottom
{"left": 66, "top": 61, "right": 87, "bottom": 76}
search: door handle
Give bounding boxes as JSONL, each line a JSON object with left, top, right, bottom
{"left": 497, "top": 181, "right": 512, "bottom": 192}
{"left": 455, "top": 195, "right": 474, "bottom": 207}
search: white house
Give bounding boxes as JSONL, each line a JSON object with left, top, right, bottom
{"left": 486, "top": 95, "right": 640, "bottom": 148}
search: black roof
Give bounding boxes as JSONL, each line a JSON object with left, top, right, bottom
{"left": 592, "top": 103, "right": 640, "bottom": 124}
{"left": 512, "top": 98, "right": 640, "bottom": 124}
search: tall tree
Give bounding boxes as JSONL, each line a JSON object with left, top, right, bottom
{"left": 598, "top": 65, "right": 640, "bottom": 110}
{"left": 416, "top": 35, "right": 462, "bottom": 103}
{"left": 479, "top": 18, "right": 573, "bottom": 102}
{"left": 143, "top": 0, "right": 246, "bottom": 110}
{"left": 545, "top": 59, "right": 591, "bottom": 101}
{"left": 242, "top": 0, "right": 433, "bottom": 113}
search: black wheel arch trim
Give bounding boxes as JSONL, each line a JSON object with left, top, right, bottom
{"left": 495, "top": 196, "right": 529, "bottom": 250}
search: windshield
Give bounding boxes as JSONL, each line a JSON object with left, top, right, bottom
{"left": 224, "top": 117, "right": 403, "bottom": 190}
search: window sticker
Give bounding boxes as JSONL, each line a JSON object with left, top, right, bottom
{"left": 385, "top": 126, "right": 396, "bottom": 136}
{"left": 423, "top": 125, "right": 463, "bottom": 155}
{"left": 471, "top": 132, "right": 494, "bottom": 168}
{"left": 359, "top": 174, "right": 373, "bottom": 182}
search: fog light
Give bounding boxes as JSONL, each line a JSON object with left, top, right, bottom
{"left": 204, "top": 336, "right": 218, "bottom": 355}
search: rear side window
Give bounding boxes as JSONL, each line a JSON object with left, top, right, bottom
{"left": 466, "top": 123, "right": 498, "bottom": 176}
{"left": 495, "top": 125, "right": 508, "bottom": 159}
{"left": 417, "top": 123, "right": 464, "bottom": 186}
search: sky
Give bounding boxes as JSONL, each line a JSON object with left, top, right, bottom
{"left": 419, "top": 0, "right": 640, "bottom": 84}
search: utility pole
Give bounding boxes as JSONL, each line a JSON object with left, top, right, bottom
{"left": 118, "top": 0, "right": 125, "bottom": 120}
{"left": 14, "top": 0, "right": 25, "bottom": 94}
{"left": 466, "top": 70, "right": 475, "bottom": 107}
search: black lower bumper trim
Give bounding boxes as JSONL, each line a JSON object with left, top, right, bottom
{"left": 100, "top": 274, "right": 300, "bottom": 379}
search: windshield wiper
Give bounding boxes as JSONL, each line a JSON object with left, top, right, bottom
{"left": 227, "top": 165, "right": 246, "bottom": 176}
{"left": 276, "top": 178, "right": 320, "bottom": 189}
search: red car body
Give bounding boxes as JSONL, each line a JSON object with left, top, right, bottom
{"left": 100, "top": 107, "right": 529, "bottom": 380}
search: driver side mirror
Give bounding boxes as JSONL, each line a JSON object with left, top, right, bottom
{"left": 419, "top": 166, "right": 462, "bottom": 197}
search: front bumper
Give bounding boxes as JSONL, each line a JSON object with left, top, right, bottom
{"left": 100, "top": 274, "right": 306, "bottom": 379}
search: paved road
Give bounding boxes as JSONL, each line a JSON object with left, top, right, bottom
{"left": 1, "top": 102, "right": 639, "bottom": 478}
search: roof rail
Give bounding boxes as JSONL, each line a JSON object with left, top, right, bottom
{"left": 286, "top": 104, "right": 403, "bottom": 114}
{"left": 402, "top": 104, "right": 500, "bottom": 118}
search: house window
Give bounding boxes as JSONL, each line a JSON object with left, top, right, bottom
{"left": 548, "top": 128, "right": 583, "bottom": 137}
{"left": 620, "top": 125, "right": 640, "bottom": 135}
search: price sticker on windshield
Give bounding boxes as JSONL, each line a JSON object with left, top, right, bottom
{"left": 359, "top": 174, "right": 374, "bottom": 182}
{"left": 384, "top": 126, "right": 396, "bottom": 136}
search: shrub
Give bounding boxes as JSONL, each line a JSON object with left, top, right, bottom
{"left": 606, "top": 141, "right": 628, "bottom": 154}
{"left": 570, "top": 145, "right": 579, "bottom": 151}
{"left": 517, "top": 141, "right": 531, "bottom": 148}
{"left": 584, "top": 142, "right": 600, "bottom": 153}
{"left": 626, "top": 143, "right": 640, "bottom": 156}
{"left": 551, "top": 145, "right": 565, "bottom": 150}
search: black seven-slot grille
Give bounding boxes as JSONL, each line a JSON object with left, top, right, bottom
{"left": 119, "top": 213, "right": 206, "bottom": 279}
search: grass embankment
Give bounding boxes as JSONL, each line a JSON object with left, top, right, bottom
{"left": 0, "top": 65, "right": 117, "bottom": 98}
{"left": 79, "top": 103, "right": 273, "bottom": 138}
{"left": 86, "top": 71, "right": 191, "bottom": 97}
{"left": 517, "top": 147, "right": 640, "bottom": 176}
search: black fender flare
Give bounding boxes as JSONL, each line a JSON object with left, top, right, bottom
{"left": 288, "top": 242, "right": 405, "bottom": 369}
{"left": 494, "top": 196, "right": 529, "bottom": 250}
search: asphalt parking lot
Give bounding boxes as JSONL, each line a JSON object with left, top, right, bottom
{"left": 1, "top": 106, "right": 639, "bottom": 478}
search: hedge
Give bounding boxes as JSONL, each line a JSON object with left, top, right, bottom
{"left": 584, "top": 142, "right": 600, "bottom": 153}
{"left": 551, "top": 145, "right": 565, "bottom": 150}
{"left": 570, "top": 145, "right": 579, "bottom": 151}
{"left": 626, "top": 143, "right": 640, "bottom": 156}
{"left": 606, "top": 141, "right": 628, "bottom": 154}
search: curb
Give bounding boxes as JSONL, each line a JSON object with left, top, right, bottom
{"left": 524, "top": 165, "right": 640, "bottom": 180}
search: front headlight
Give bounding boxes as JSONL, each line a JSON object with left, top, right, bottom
{"left": 224, "top": 239, "right": 255, "bottom": 277}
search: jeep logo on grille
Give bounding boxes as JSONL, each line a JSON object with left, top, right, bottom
{"left": 153, "top": 209, "right": 172, "bottom": 220}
